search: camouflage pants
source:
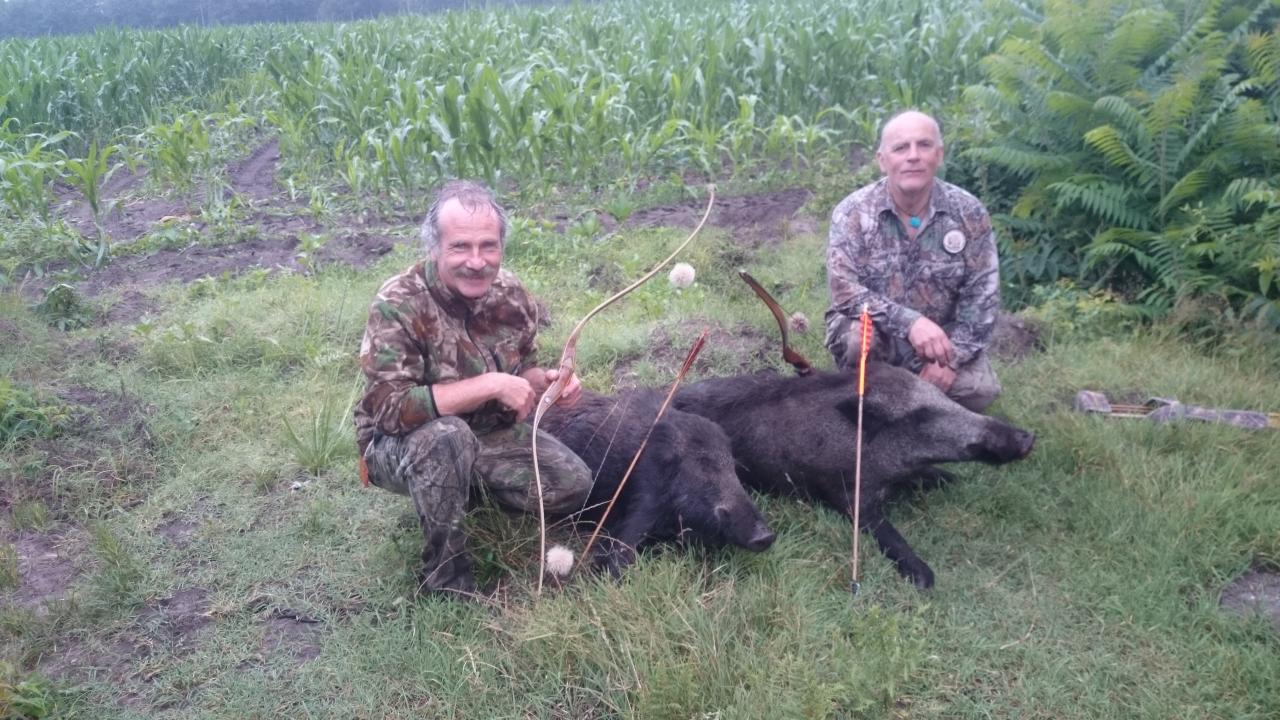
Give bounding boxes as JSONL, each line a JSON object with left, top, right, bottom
{"left": 363, "top": 416, "right": 592, "bottom": 594}
{"left": 827, "top": 316, "right": 1001, "bottom": 413}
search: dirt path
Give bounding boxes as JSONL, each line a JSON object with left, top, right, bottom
{"left": 227, "top": 139, "right": 282, "bottom": 205}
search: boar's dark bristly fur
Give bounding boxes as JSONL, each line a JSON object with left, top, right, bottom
{"left": 672, "top": 362, "right": 1035, "bottom": 589}
{"left": 541, "top": 389, "right": 775, "bottom": 575}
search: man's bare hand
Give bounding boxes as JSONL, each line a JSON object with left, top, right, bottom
{"left": 490, "top": 373, "right": 537, "bottom": 421}
{"left": 919, "top": 362, "right": 957, "bottom": 393}
{"left": 907, "top": 316, "right": 955, "bottom": 367}
{"left": 543, "top": 368, "right": 582, "bottom": 407}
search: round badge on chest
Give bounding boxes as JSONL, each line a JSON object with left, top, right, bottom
{"left": 943, "top": 230, "right": 966, "bottom": 254}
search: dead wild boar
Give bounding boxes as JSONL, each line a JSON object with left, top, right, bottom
{"left": 542, "top": 389, "right": 776, "bottom": 574}
{"left": 672, "top": 362, "right": 1035, "bottom": 589}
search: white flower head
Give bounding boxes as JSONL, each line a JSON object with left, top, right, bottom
{"left": 545, "top": 544, "right": 575, "bottom": 577}
{"left": 668, "top": 262, "right": 696, "bottom": 289}
{"left": 789, "top": 311, "right": 810, "bottom": 334}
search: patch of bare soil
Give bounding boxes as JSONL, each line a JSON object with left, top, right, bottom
{"left": 1221, "top": 568, "right": 1280, "bottom": 633}
{"left": 39, "top": 141, "right": 405, "bottom": 326}
{"left": 37, "top": 635, "right": 144, "bottom": 696}
{"left": 991, "top": 311, "right": 1042, "bottom": 363}
{"left": 627, "top": 187, "right": 814, "bottom": 246}
{"left": 7, "top": 530, "right": 79, "bottom": 615}
{"left": 137, "top": 587, "right": 212, "bottom": 651}
{"left": 36, "top": 586, "right": 212, "bottom": 709}
{"left": 0, "top": 316, "right": 24, "bottom": 345}
{"left": 97, "top": 288, "right": 159, "bottom": 328}
{"left": 228, "top": 139, "right": 281, "bottom": 205}
{"left": 155, "top": 515, "right": 198, "bottom": 547}
{"left": 260, "top": 615, "right": 325, "bottom": 664}
{"left": 612, "top": 321, "right": 777, "bottom": 387}
{"left": 8, "top": 385, "right": 156, "bottom": 515}
{"left": 58, "top": 167, "right": 194, "bottom": 245}
{"left": 67, "top": 230, "right": 399, "bottom": 325}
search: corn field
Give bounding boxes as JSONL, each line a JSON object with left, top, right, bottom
{"left": 0, "top": 0, "right": 1018, "bottom": 217}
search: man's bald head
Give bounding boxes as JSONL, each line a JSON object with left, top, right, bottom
{"left": 876, "top": 110, "right": 946, "bottom": 201}
{"left": 877, "top": 110, "right": 943, "bottom": 153}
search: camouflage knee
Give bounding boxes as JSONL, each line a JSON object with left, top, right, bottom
{"left": 948, "top": 353, "right": 1001, "bottom": 413}
{"left": 825, "top": 311, "right": 907, "bottom": 371}
{"left": 364, "top": 416, "right": 480, "bottom": 499}
{"left": 473, "top": 423, "right": 593, "bottom": 515}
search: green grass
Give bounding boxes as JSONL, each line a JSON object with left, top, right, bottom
{"left": 1, "top": 188, "right": 1278, "bottom": 718}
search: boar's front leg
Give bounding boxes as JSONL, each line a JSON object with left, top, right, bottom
{"left": 591, "top": 500, "right": 658, "bottom": 578}
{"left": 861, "top": 504, "right": 935, "bottom": 589}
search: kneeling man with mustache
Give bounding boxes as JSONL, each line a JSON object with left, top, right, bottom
{"left": 353, "top": 180, "right": 591, "bottom": 599}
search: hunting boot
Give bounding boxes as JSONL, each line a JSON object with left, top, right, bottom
{"left": 417, "top": 525, "right": 475, "bottom": 599}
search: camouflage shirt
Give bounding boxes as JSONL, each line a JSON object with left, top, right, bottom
{"left": 354, "top": 260, "right": 541, "bottom": 455}
{"left": 825, "top": 177, "right": 1000, "bottom": 366}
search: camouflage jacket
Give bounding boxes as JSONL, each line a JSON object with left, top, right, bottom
{"left": 825, "top": 177, "right": 999, "bottom": 367}
{"left": 354, "top": 260, "right": 540, "bottom": 455}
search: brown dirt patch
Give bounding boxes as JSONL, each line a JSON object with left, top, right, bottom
{"left": 7, "top": 530, "right": 80, "bottom": 615}
{"left": 6, "top": 385, "right": 156, "bottom": 515}
{"left": 57, "top": 167, "right": 194, "bottom": 245}
{"left": 991, "top": 312, "right": 1042, "bottom": 363}
{"left": 627, "top": 187, "right": 814, "bottom": 246}
{"left": 137, "top": 586, "right": 212, "bottom": 650}
{"left": 612, "top": 321, "right": 777, "bottom": 387}
{"left": 37, "top": 635, "right": 143, "bottom": 692}
{"left": 155, "top": 515, "right": 198, "bottom": 547}
{"left": 62, "top": 230, "right": 401, "bottom": 325}
{"left": 228, "top": 139, "right": 281, "bottom": 205}
{"left": 35, "top": 586, "right": 212, "bottom": 709}
{"left": 0, "top": 316, "right": 24, "bottom": 345}
{"left": 97, "top": 288, "right": 160, "bottom": 328}
{"left": 260, "top": 616, "right": 325, "bottom": 663}
{"left": 1221, "top": 568, "right": 1280, "bottom": 633}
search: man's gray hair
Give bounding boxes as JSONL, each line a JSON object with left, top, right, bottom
{"left": 420, "top": 180, "right": 508, "bottom": 255}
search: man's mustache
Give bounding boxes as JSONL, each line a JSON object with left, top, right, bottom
{"left": 454, "top": 265, "right": 498, "bottom": 280}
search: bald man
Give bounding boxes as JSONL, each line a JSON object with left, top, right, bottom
{"left": 824, "top": 110, "right": 1002, "bottom": 412}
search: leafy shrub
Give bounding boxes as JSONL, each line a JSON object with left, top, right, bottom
{"left": 32, "top": 283, "right": 92, "bottom": 330}
{"left": 1023, "top": 279, "right": 1138, "bottom": 342}
{"left": 964, "top": 0, "right": 1280, "bottom": 325}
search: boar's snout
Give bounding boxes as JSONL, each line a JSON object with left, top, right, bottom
{"left": 977, "top": 422, "right": 1036, "bottom": 463}
{"left": 714, "top": 504, "right": 775, "bottom": 552}
{"left": 746, "top": 526, "right": 776, "bottom": 552}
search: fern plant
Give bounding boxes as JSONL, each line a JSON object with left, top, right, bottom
{"left": 963, "top": 0, "right": 1280, "bottom": 327}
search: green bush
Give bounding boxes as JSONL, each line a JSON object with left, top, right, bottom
{"left": 964, "top": 0, "right": 1280, "bottom": 325}
{"left": 1023, "top": 278, "right": 1138, "bottom": 342}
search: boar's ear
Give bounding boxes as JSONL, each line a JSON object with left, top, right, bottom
{"left": 835, "top": 396, "right": 895, "bottom": 427}
{"left": 642, "top": 421, "right": 681, "bottom": 476}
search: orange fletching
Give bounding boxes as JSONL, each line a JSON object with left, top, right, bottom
{"left": 359, "top": 455, "right": 370, "bottom": 488}
{"left": 857, "top": 308, "right": 871, "bottom": 396}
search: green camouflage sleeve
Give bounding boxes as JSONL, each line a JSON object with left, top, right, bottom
{"left": 518, "top": 295, "right": 539, "bottom": 374}
{"left": 947, "top": 223, "right": 1000, "bottom": 366}
{"left": 826, "top": 198, "right": 922, "bottom": 340}
{"left": 358, "top": 297, "right": 440, "bottom": 437}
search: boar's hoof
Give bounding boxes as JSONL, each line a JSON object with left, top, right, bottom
{"left": 592, "top": 539, "right": 636, "bottom": 579}
{"left": 897, "top": 557, "right": 935, "bottom": 590}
